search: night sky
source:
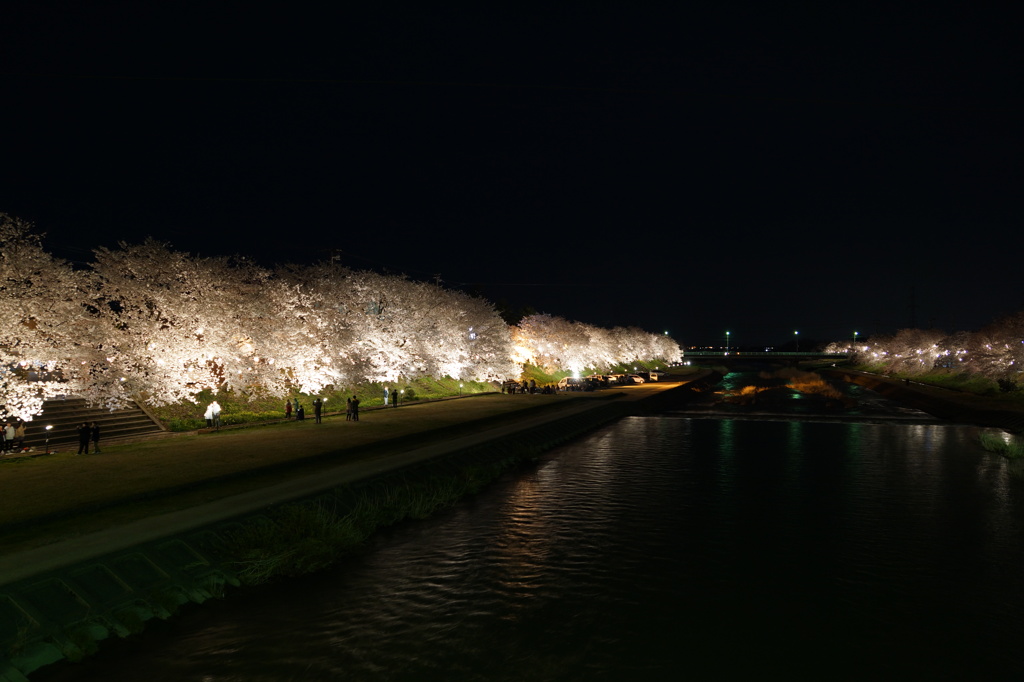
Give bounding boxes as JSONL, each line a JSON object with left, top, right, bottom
{"left": 2, "top": 6, "right": 1021, "bottom": 348}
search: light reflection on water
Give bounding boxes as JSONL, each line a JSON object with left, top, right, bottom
{"left": 36, "top": 416, "right": 1024, "bottom": 681}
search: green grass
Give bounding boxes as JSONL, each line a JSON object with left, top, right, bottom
{"left": 979, "top": 431, "right": 1024, "bottom": 459}
{"left": 906, "top": 372, "right": 1003, "bottom": 396}
{"left": 0, "top": 391, "right": 600, "bottom": 553}
{"left": 848, "top": 365, "right": 1024, "bottom": 401}
{"left": 223, "top": 460, "right": 519, "bottom": 585}
{"left": 150, "top": 379, "right": 497, "bottom": 430}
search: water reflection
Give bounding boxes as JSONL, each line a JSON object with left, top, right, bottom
{"left": 34, "top": 416, "right": 1024, "bottom": 681}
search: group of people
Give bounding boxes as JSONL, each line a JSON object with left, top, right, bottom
{"left": 77, "top": 421, "right": 101, "bottom": 455}
{"left": 204, "top": 401, "right": 222, "bottom": 429}
{"left": 345, "top": 396, "right": 360, "bottom": 421}
{"left": 504, "top": 379, "right": 540, "bottom": 394}
{"left": 282, "top": 395, "right": 362, "bottom": 423}
{"left": 285, "top": 397, "right": 312, "bottom": 422}
{"left": 1, "top": 420, "right": 27, "bottom": 454}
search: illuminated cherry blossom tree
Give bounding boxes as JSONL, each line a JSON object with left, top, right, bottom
{"left": 0, "top": 214, "right": 97, "bottom": 419}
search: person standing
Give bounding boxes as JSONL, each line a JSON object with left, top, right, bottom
{"left": 211, "top": 400, "right": 222, "bottom": 430}
{"left": 351, "top": 395, "right": 360, "bottom": 421}
{"left": 14, "top": 421, "right": 26, "bottom": 452}
{"left": 90, "top": 422, "right": 102, "bottom": 453}
{"left": 285, "top": 400, "right": 292, "bottom": 420}
{"left": 313, "top": 397, "right": 323, "bottom": 423}
{"left": 383, "top": 386, "right": 390, "bottom": 406}
{"left": 346, "top": 397, "right": 353, "bottom": 421}
{"left": 77, "top": 422, "right": 91, "bottom": 455}
{"left": 1, "top": 422, "right": 8, "bottom": 454}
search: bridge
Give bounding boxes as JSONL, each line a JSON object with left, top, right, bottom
{"left": 680, "top": 351, "right": 848, "bottom": 363}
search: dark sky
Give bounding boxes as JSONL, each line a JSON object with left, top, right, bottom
{"left": 2, "top": 5, "right": 1021, "bottom": 348}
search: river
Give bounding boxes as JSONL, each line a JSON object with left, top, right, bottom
{"left": 35, "top": 372, "right": 1024, "bottom": 680}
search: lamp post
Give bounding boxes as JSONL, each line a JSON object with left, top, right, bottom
{"left": 459, "top": 383, "right": 463, "bottom": 396}
{"left": 45, "top": 424, "right": 53, "bottom": 454}
{"left": 794, "top": 330, "right": 799, "bottom": 352}
{"left": 853, "top": 331, "right": 858, "bottom": 346}
{"left": 725, "top": 331, "right": 730, "bottom": 354}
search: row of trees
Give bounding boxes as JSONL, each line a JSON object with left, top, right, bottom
{"left": 1, "top": 214, "right": 681, "bottom": 420}
{"left": 512, "top": 313, "right": 680, "bottom": 375}
{"left": 824, "top": 314, "right": 1024, "bottom": 380}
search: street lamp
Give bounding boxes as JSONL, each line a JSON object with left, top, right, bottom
{"left": 45, "top": 424, "right": 53, "bottom": 454}
{"left": 794, "top": 330, "right": 799, "bottom": 352}
{"left": 853, "top": 331, "right": 858, "bottom": 346}
{"left": 725, "top": 331, "right": 730, "bottom": 353}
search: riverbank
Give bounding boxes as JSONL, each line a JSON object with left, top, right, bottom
{"left": 821, "top": 367, "right": 1024, "bottom": 433}
{"left": 0, "top": 374, "right": 711, "bottom": 679}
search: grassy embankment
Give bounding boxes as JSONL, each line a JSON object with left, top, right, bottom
{"left": 848, "top": 363, "right": 1024, "bottom": 401}
{"left": 837, "top": 362, "right": 1024, "bottom": 457}
{"left": 222, "top": 454, "right": 526, "bottom": 585}
{"left": 150, "top": 360, "right": 675, "bottom": 431}
{"left": 0, "top": 390, "right": 601, "bottom": 554}
{"left": 151, "top": 376, "right": 497, "bottom": 431}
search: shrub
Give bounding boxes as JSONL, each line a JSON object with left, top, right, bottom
{"left": 168, "top": 417, "right": 206, "bottom": 432}
{"left": 979, "top": 432, "right": 1024, "bottom": 459}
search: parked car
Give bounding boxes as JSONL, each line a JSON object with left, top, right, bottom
{"left": 627, "top": 374, "right": 645, "bottom": 384}
{"left": 558, "top": 376, "right": 584, "bottom": 390}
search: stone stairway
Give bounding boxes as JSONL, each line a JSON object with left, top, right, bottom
{"left": 19, "top": 397, "right": 165, "bottom": 451}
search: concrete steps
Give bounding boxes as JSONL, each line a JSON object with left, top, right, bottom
{"left": 19, "top": 398, "right": 164, "bottom": 451}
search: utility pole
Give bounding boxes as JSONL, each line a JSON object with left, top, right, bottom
{"left": 909, "top": 285, "right": 917, "bottom": 329}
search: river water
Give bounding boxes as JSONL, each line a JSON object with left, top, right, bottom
{"left": 36, "top": 373, "right": 1024, "bottom": 680}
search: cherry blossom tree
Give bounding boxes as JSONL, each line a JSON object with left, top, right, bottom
{"left": 0, "top": 214, "right": 98, "bottom": 419}
{"left": 961, "top": 314, "right": 1024, "bottom": 379}
{"left": 90, "top": 240, "right": 291, "bottom": 406}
